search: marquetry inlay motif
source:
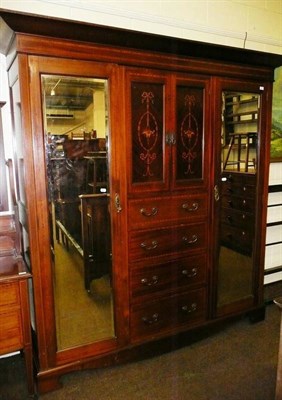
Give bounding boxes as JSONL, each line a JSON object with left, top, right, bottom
{"left": 181, "top": 95, "right": 199, "bottom": 175}
{"left": 131, "top": 82, "right": 163, "bottom": 184}
{"left": 138, "top": 91, "right": 158, "bottom": 177}
{"left": 176, "top": 86, "right": 203, "bottom": 181}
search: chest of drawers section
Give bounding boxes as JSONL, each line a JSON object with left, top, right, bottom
{"left": 0, "top": 257, "right": 33, "bottom": 394}
{"left": 128, "top": 193, "right": 208, "bottom": 343}
{"left": 220, "top": 172, "right": 256, "bottom": 255}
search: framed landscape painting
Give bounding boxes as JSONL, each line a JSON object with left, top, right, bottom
{"left": 271, "top": 65, "right": 282, "bottom": 162}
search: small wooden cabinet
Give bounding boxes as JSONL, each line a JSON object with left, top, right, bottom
{"left": 1, "top": 10, "right": 281, "bottom": 394}
{"left": 0, "top": 256, "right": 33, "bottom": 395}
{"left": 220, "top": 172, "right": 256, "bottom": 256}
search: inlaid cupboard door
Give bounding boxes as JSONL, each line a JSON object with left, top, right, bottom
{"left": 125, "top": 68, "right": 171, "bottom": 194}
{"left": 125, "top": 68, "right": 211, "bottom": 195}
{"left": 171, "top": 74, "right": 211, "bottom": 191}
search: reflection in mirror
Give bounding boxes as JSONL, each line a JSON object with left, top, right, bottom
{"left": 41, "top": 75, "right": 115, "bottom": 350}
{"left": 217, "top": 91, "right": 259, "bottom": 309}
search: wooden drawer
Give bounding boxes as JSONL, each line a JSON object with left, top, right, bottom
{"left": 0, "top": 282, "right": 19, "bottom": 307}
{"left": 221, "top": 180, "right": 255, "bottom": 198}
{"left": 0, "top": 309, "right": 23, "bottom": 354}
{"left": 221, "top": 195, "right": 255, "bottom": 212}
{"left": 128, "top": 194, "right": 207, "bottom": 230}
{"left": 221, "top": 207, "right": 254, "bottom": 230}
{"left": 130, "top": 288, "right": 207, "bottom": 342}
{"left": 130, "top": 253, "right": 207, "bottom": 300}
{"left": 221, "top": 223, "right": 253, "bottom": 255}
{"left": 129, "top": 223, "right": 207, "bottom": 261}
{"left": 222, "top": 172, "right": 256, "bottom": 187}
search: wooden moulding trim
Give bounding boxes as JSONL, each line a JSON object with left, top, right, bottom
{"left": 14, "top": 34, "right": 274, "bottom": 82}
{"left": 1, "top": 10, "right": 282, "bottom": 69}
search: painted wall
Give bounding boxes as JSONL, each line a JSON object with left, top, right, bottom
{"left": 0, "top": 0, "right": 281, "bottom": 54}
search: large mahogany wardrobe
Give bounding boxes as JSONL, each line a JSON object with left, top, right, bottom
{"left": 1, "top": 11, "right": 282, "bottom": 394}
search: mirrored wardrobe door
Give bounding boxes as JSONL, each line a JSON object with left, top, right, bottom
{"left": 41, "top": 74, "right": 115, "bottom": 350}
{"left": 215, "top": 84, "right": 262, "bottom": 316}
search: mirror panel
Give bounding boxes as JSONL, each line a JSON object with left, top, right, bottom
{"left": 217, "top": 91, "right": 259, "bottom": 309}
{"left": 41, "top": 75, "right": 115, "bottom": 350}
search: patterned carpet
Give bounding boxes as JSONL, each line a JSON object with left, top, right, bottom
{"left": 0, "top": 302, "right": 281, "bottom": 400}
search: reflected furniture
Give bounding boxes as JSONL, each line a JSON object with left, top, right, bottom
{"left": 80, "top": 194, "right": 111, "bottom": 291}
{"left": 1, "top": 10, "right": 281, "bottom": 395}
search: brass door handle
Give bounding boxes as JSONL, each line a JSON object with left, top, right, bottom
{"left": 114, "top": 193, "right": 122, "bottom": 213}
{"left": 214, "top": 185, "right": 220, "bottom": 202}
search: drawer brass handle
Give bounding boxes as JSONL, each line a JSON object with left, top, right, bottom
{"left": 182, "top": 267, "right": 198, "bottom": 278}
{"left": 140, "top": 240, "right": 158, "bottom": 250}
{"left": 182, "top": 202, "right": 199, "bottom": 212}
{"left": 182, "top": 235, "right": 198, "bottom": 244}
{"left": 140, "top": 207, "right": 158, "bottom": 217}
{"left": 141, "top": 275, "right": 159, "bottom": 286}
{"left": 181, "top": 303, "right": 197, "bottom": 313}
{"left": 142, "top": 313, "right": 159, "bottom": 325}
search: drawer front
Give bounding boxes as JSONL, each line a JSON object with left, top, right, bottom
{"left": 128, "top": 194, "right": 207, "bottom": 230}
{"left": 130, "top": 288, "right": 207, "bottom": 342}
{"left": 129, "top": 223, "right": 207, "bottom": 261}
{"left": 221, "top": 208, "right": 254, "bottom": 230}
{"left": 130, "top": 254, "right": 207, "bottom": 300}
{"left": 221, "top": 181, "right": 255, "bottom": 198}
{"left": 0, "top": 282, "right": 19, "bottom": 307}
{"left": 221, "top": 195, "right": 255, "bottom": 212}
{"left": 222, "top": 172, "right": 256, "bottom": 187}
{"left": 0, "top": 310, "right": 23, "bottom": 354}
{"left": 221, "top": 223, "right": 253, "bottom": 255}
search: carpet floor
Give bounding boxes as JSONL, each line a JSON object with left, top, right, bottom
{"left": 0, "top": 302, "right": 281, "bottom": 400}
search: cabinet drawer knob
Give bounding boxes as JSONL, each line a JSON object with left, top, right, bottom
{"left": 140, "top": 240, "right": 158, "bottom": 250}
{"left": 181, "top": 303, "right": 197, "bottom": 313}
{"left": 142, "top": 313, "right": 159, "bottom": 325}
{"left": 141, "top": 275, "right": 159, "bottom": 286}
{"left": 182, "top": 202, "right": 199, "bottom": 212}
{"left": 182, "top": 234, "right": 198, "bottom": 244}
{"left": 140, "top": 207, "right": 158, "bottom": 217}
{"left": 182, "top": 267, "right": 198, "bottom": 278}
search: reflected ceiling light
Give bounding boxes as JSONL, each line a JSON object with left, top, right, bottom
{"left": 50, "top": 78, "right": 61, "bottom": 96}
